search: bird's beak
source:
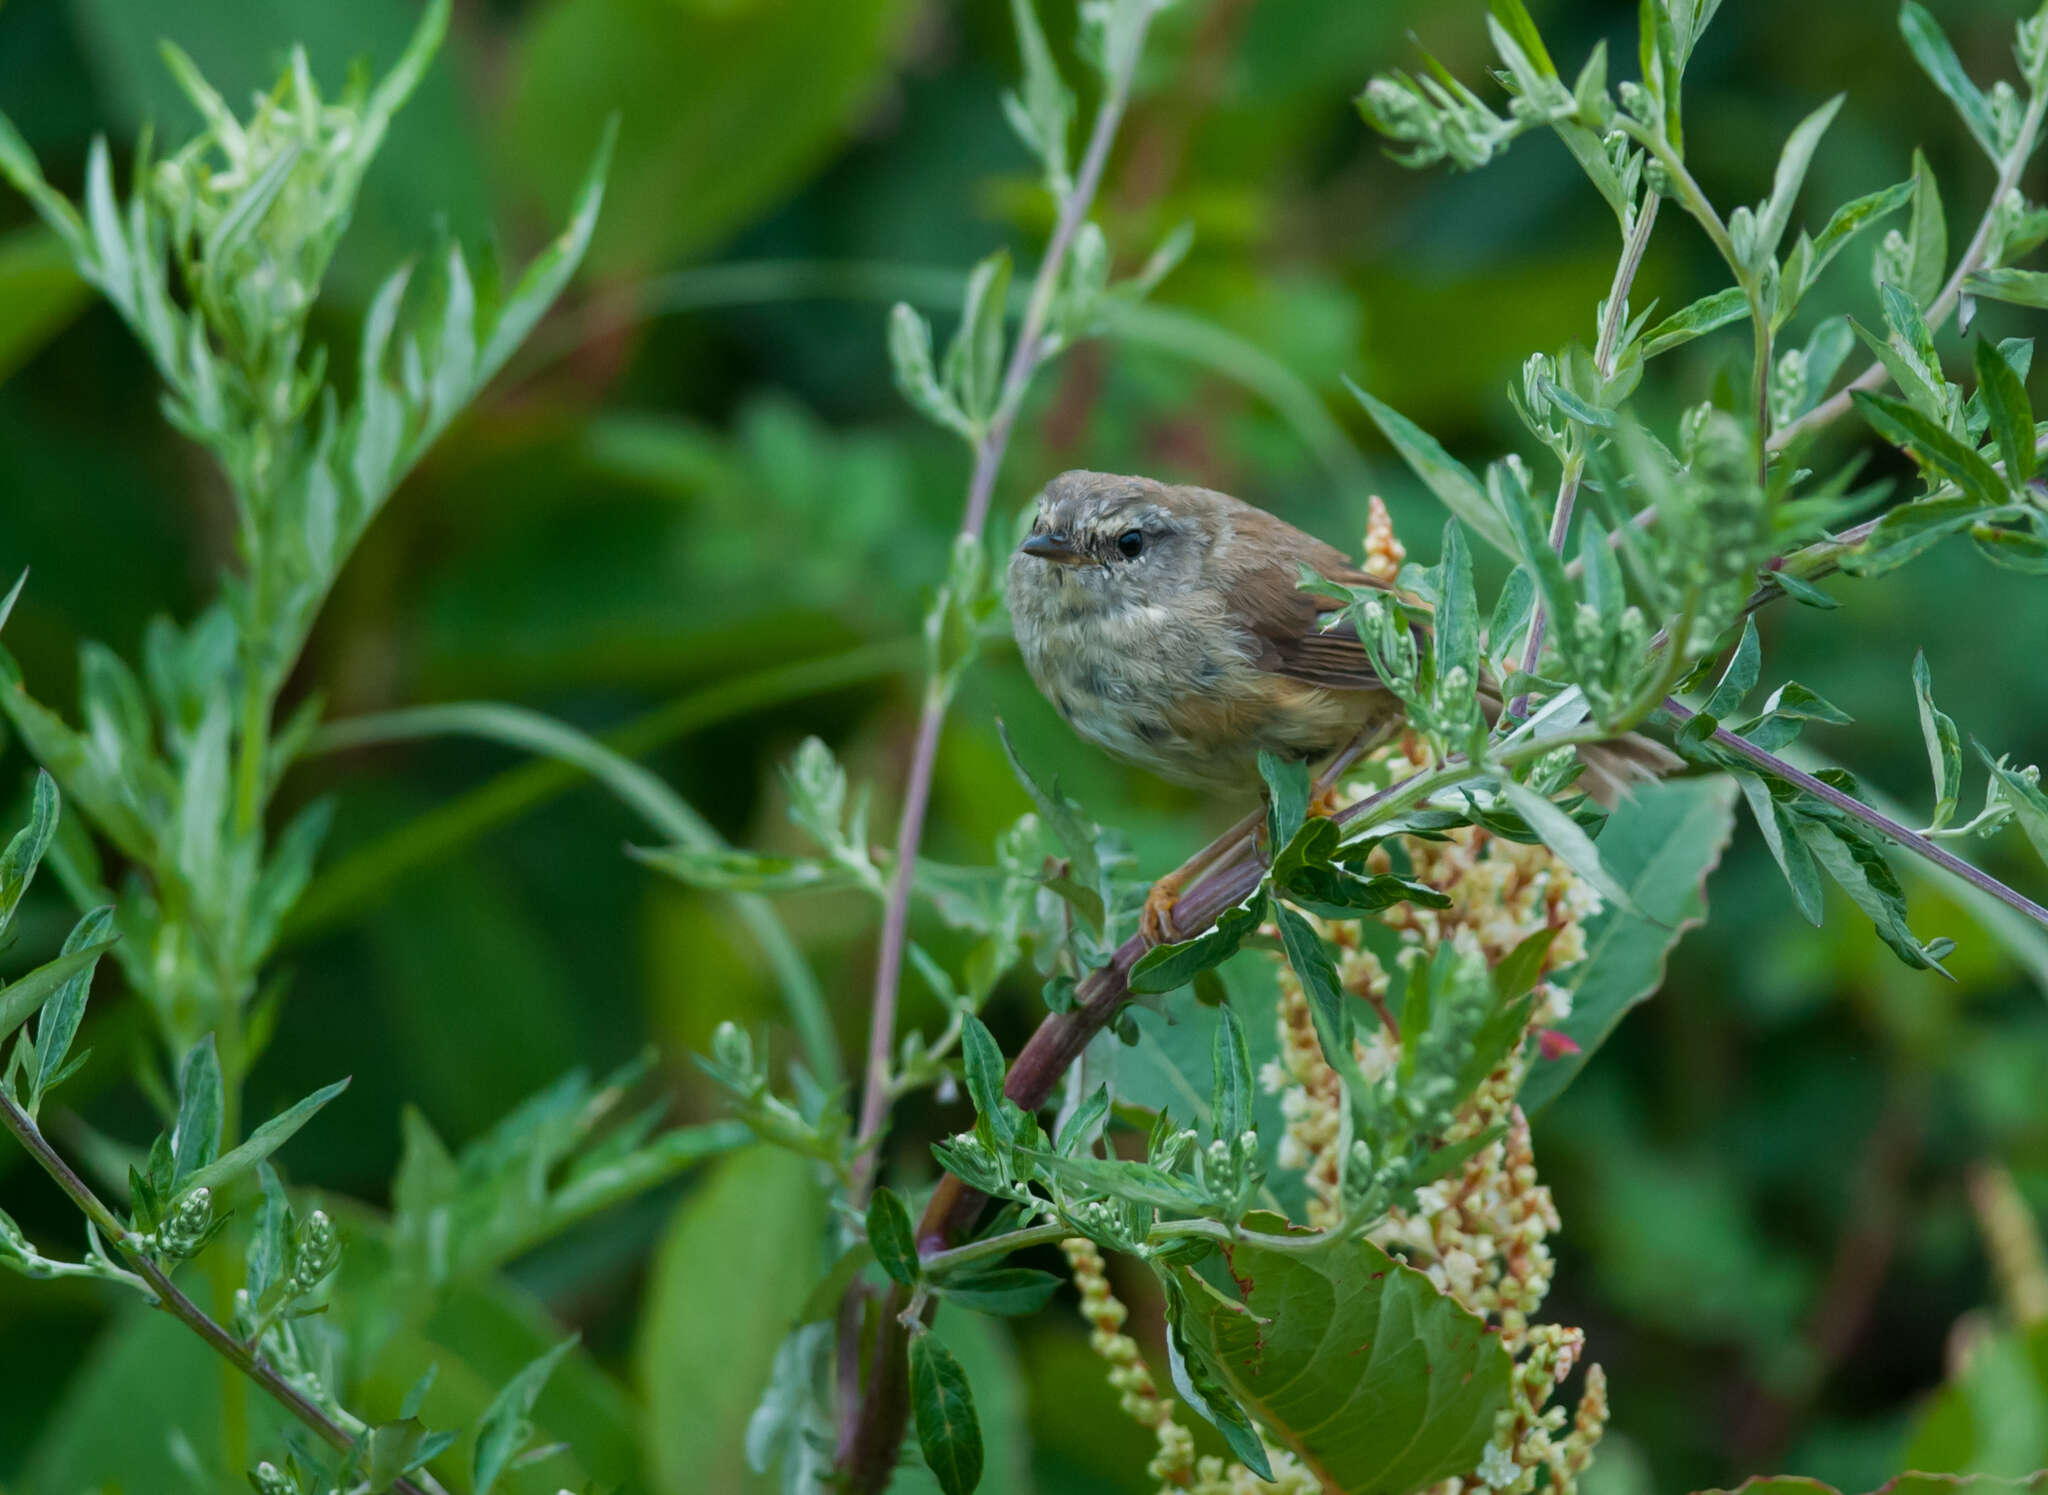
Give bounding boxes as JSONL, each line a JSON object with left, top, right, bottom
{"left": 1021, "top": 533, "right": 1089, "bottom": 566}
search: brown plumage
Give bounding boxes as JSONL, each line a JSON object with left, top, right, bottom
{"left": 1006, "top": 469, "right": 1677, "bottom": 803}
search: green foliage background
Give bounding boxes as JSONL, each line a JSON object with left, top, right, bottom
{"left": 1, "top": 0, "right": 2045, "bottom": 1491}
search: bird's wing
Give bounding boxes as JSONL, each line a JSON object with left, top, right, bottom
{"left": 1214, "top": 502, "right": 1399, "bottom": 693}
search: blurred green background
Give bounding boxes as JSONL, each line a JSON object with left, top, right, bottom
{"left": 2, "top": 0, "right": 2047, "bottom": 1491}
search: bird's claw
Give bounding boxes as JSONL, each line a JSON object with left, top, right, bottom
{"left": 1141, "top": 878, "right": 1183, "bottom": 946}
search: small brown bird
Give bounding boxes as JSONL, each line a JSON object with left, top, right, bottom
{"left": 1006, "top": 470, "right": 1676, "bottom": 940}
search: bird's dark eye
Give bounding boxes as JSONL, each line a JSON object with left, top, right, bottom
{"left": 1116, "top": 528, "right": 1145, "bottom": 559}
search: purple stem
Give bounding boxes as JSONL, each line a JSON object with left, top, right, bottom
{"left": 1662, "top": 698, "right": 2048, "bottom": 928}
{"left": 846, "top": 20, "right": 1153, "bottom": 1210}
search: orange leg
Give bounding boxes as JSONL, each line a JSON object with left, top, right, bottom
{"left": 1141, "top": 804, "right": 1266, "bottom": 945}
{"left": 1140, "top": 731, "right": 1382, "bottom": 945}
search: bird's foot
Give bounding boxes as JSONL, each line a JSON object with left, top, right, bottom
{"left": 1140, "top": 876, "right": 1185, "bottom": 946}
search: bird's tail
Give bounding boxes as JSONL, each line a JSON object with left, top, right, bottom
{"left": 1476, "top": 682, "right": 1684, "bottom": 807}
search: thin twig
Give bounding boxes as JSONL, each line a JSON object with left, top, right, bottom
{"left": 1511, "top": 196, "right": 1660, "bottom": 719}
{"left": 848, "top": 15, "right": 1155, "bottom": 1209}
{"left": 1771, "top": 83, "right": 2048, "bottom": 454}
{"left": 0, "top": 1093, "right": 435, "bottom": 1495}
{"left": 1661, "top": 698, "right": 2048, "bottom": 928}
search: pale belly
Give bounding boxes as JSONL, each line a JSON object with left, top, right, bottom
{"left": 1017, "top": 602, "right": 1384, "bottom": 793}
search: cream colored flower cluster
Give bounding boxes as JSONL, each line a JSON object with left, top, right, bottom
{"left": 1258, "top": 746, "right": 1611, "bottom": 1494}
{"left": 1060, "top": 1237, "right": 1318, "bottom": 1495}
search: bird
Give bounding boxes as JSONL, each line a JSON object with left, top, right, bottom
{"left": 1005, "top": 469, "right": 1679, "bottom": 942}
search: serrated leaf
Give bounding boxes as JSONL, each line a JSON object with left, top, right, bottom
{"left": 1171, "top": 1233, "right": 1512, "bottom": 1492}
{"left": 910, "top": 1333, "right": 983, "bottom": 1495}
{"left": 180, "top": 1077, "right": 349, "bottom": 1198}
{"left": 866, "top": 1187, "right": 921, "bottom": 1289}
{"left": 1347, "top": 379, "right": 1516, "bottom": 558}
{"left": 1522, "top": 779, "right": 1739, "bottom": 1112}
{"left": 1899, "top": 2, "right": 2000, "bottom": 160}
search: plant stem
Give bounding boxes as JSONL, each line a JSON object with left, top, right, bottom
{"left": 0, "top": 1092, "right": 435, "bottom": 1495}
{"left": 1661, "top": 698, "right": 2048, "bottom": 928}
{"left": 843, "top": 732, "right": 1597, "bottom": 1484}
{"left": 1771, "top": 81, "right": 2048, "bottom": 454}
{"left": 847, "top": 14, "right": 1154, "bottom": 1210}
{"left": 1511, "top": 195, "right": 1659, "bottom": 719}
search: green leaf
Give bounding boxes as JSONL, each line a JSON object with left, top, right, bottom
{"left": 1522, "top": 779, "right": 1739, "bottom": 1113}
{"left": 1973, "top": 521, "right": 2048, "bottom": 572}
{"left": 1346, "top": 379, "right": 1517, "bottom": 558}
{"left": 998, "top": 722, "right": 1102, "bottom": 903}
{"left": 0, "top": 227, "right": 93, "bottom": 385}
{"left": 1432, "top": 519, "right": 1479, "bottom": 692}
{"left": 1703, "top": 617, "right": 1761, "bottom": 720}
{"left": 1171, "top": 1233, "right": 1513, "bottom": 1491}
{"left": 910, "top": 1333, "right": 983, "bottom": 1495}
{"left": 1128, "top": 893, "right": 1268, "bottom": 995}
{"left": 179, "top": 1077, "right": 350, "bottom": 1198}
{"left": 0, "top": 942, "right": 116, "bottom": 1052}
{"left": 1488, "top": 0, "right": 1558, "bottom": 77}
{"left": 867, "top": 1187, "right": 921, "bottom": 1289}
{"left": 1162, "top": 1275, "right": 1274, "bottom": 1480}
{"left": 1499, "top": 780, "right": 1641, "bottom": 917}
{"left": 505, "top": 0, "right": 910, "bottom": 272}
{"left": 1840, "top": 494, "right": 1985, "bottom": 576}
{"left": 473, "top": 1334, "right": 579, "bottom": 1495}
{"left": 639, "top": 1145, "right": 827, "bottom": 1493}
{"left": 1899, "top": 2, "right": 2001, "bottom": 160}
{"left": 1973, "top": 337, "right": 2035, "bottom": 482}
{"left": 1964, "top": 267, "right": 2048, "bottom": 309}
{"left": 932, "top": 1266, "right": 1062, "bottom": 1316}
{"left": 1757, "top": 94, "right": 1845, "bottom": 260}
{"left": 1852, "top": 391, "right": 2005, "bottom": 508}
{"left": 1211, "top": 1001, "right": 1252, "bottom": 1143}
{"left": 1981, "top": 744, "right": 2048, "bottom": 871}
{"left": 1913, "top": 652, "right": 1962, "bottom": 830}
{"left": 1259, "top": 749, "right": 1311, "bottom": 852}
{"left": 171, "top": 1035, "right": 224, "bottom": 1184}
{"left": 0, "top": 769, "right": 59, "bottom": 942}
{"left": 1273, "top": 904, "right": 1353, "bottom": 1075}
{"left": 1905, "top": 148, "right": 1947, "bottom": 309}
{"left": 1739, "top": 774, "right": 1826, "bottom": 925}
{"left": 1767, "top": 569, "right": 1839, "bottom": 609}
{"left": 1803, "top": 179, "right": 1915, "bottom": 290}
{"left": 1493, "top": 926, "right": 1558, "bottom": 1005}
{"left": 31, "top": 905, "right": 112, "bottom": 1103}
{"left": 1004, "top": 0, "right": 1073, "bottom": 189}
{"left": 959, "top": 1015, "right": 1012, "bottom": 1143}
{"left": 943, "top": 250, "right": 1012, "bottom": 426}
